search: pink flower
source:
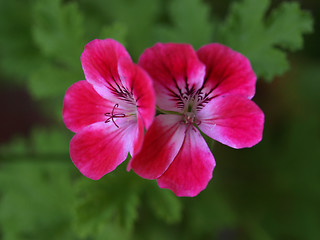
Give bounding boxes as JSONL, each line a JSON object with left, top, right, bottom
{"left": 63, "top": 39, "right": 155, "bottom": 180}
{"left": 130, "top": 43, "right": 264, "bottom": 197}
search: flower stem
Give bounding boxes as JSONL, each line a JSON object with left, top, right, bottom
{"left": 156, "top": 106, "right": 182, "bottom": 116}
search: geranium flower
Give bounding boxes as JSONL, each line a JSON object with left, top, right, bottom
{"left": 63, "top": 39, "right": 155, "bottom": 180}
{"left": 130, "top": 43, "right": 264, "bottom": 197}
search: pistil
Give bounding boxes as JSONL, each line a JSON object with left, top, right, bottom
{"left": 105, "top": 104, "right": 126, "bottom": 128}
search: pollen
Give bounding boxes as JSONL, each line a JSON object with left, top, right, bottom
{"left": 183, "top": 112, "right": 197, "bottom": 124}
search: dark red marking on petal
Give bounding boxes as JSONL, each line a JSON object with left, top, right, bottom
{"left": 139, "top": 43, "right": 205, "bottom": 112}
{"left": 118, "top": 59, "right": 155, "bottom": 129}
{"left": 81, "top": 39, "right": 132, "bottom": 102}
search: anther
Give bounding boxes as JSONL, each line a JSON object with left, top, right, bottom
{"left": 184, "top": 112, "right": 196, "bottom": 124}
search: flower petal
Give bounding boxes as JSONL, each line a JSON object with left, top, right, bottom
{"left": 70, "top": 119, "right": 137, "bottom": 180}
{"left": 126, "top": 113, "right": 145, "bottom": 171}
{"left": 157, "top": 126, "right": 215, "bottom": 197}
{"left": 81, "top": 39, "right": 132, "bottom": 101}
{"left": 130, "top": 114, "right": 187, "bottom": 179}
{"left": 139, "top": 43, "right": 205, "bottom": 112}
{"left": 197, "top": 95, "right": 264, "bottom": 149}
{"left": 131, "top": 112, "right": 145, "bottom": 156}
{"left": 118, "top": 59, "right": 155, "bottom": 129}
{"left": 197, "top": 43, "right": 256, "bottom": 99}
{"left": 63, "top": 80, "right": 113, "bottom": 133}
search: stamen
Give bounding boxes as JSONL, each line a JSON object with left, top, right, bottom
{"left": 184, "top": 112, "right": 196, "bottom": 124}
{"left": 183, "top": 112, "right": 201, "bottom": 126}
{"left": 104, "top": 103, "right": 126, "bottom": 128}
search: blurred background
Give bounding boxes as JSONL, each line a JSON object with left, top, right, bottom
{"left": 0, "top": 0, "right": 319, "bottom": 239}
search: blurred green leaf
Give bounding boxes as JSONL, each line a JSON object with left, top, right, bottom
{"left": 99, "top": 22, "right": 128, "bottom": 46}
{"left": 27, "top": 0, "right": 86, "bottom": 118}
{"left": 32, "top": 0, "right": 85, "bottom": 69}
{"left": 155, "top": 0, "right": 213, "bottom": 49}
{"left": 134, "top": 221, "right": 179, "bottom": 240}
{"left": 0, "top": 137, "right": 28, "bottom": 157}
{"left": 218, "top": 0, "right": 313, "bottom": 81}
{"left": 28, "top": 61, "right": 82, "bottom": 100}
{"left": 0, "top": 0, "right": 42, "bottom": 81}
{"left": 0, "top": 127, "right": 71, "bottom": 157}
{"left": 0, "top": 127, "right": 74, "bottom": 240}
{"left": 108, "top": 0, "right": 161, "bottom": 58}
{"left": 145, "top": 185, "right": 182, "bottom": 224}
{"left": 267, "top": 2, "right": 313, "bottom": 51}
{"left": 182, "top": 187, "right": 236, "bottom": 239}
{"left": 81, "top": 0, "right": 161, "bottom": 59}
{"left": 74, "top": 170, "right": 140, "bottom": 239}
{"left": 0, "top": 160, "right": 75, "bottom": 240}
{"left": 30, "top": 128, "right": 71, "bottom": 155}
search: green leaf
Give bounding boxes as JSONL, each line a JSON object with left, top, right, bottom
{"left": 30, "top": 128, "right": 71, "bottom": 156}
{"left": 0, "top": 0, "right": 42, "bottom": 81}
{"left": 218, "top": 0, "right": 313, "bottom": 81}
{"left": 74, "top": 171, "right": 141, "bottom": 239}
{"left": 266, "top": 2, "right": 313, "bottom": 51}
{"left": 155, "top": 0, "right": 213, "bottom": 49}
{"left": 99, "top": 22, "right": 128, "bottom": 46}
{"left": 145, "top": 184, "right": 182, "bottom": 224}
{"left": 111, "top": 0, "right": 161, "bottom": 58}
{"left": 0, "top": 127, "right": 71, "bottom": 157}
{"left": 184, "top": 189, "right": 237, "bottom": 239}
{"left": 0, "top": 127, "right": 74, "bottom": 239}
{"left": 28, "top": 60, "right": 82, "bottom": 99}
{"left": 85, "top": 0, "right": 161, "bottom": 59}
{"left": 0, "top": 137, "right": 28, "bottom": 157}
{"left": 0, "top": 160, "right": 75, "bottom": 240}
{"left": 26, "top": 0, "right": 85, "bottom": 117}
{"left": 32, "top": 0, "right": 85, "bottom": 69}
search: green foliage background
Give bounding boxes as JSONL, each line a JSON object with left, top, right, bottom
{"left": 0, "top": 0, "right": 318, "bottom": 239}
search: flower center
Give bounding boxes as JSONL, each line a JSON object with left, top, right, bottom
{"left": 182, "top": 103, "right": 201, "bottom": 125}
{"left": 183, "top": 112, "right": 197, "bottom": 124}
{"left": 179, "top": 89, "right": 211, "bottom": 113}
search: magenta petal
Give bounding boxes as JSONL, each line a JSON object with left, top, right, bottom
{"left": 70, "top": 121, "right": 137, "bottom": 180}
{"left": 157, "top": 127, "right": 216, "bottom": 197}
{"left": 197, "top": 43, "right": 256, "bottom": 99}
{"left": 139, "top": 43, "right": 205, "bottom": 112}
{"left": 81, "top": 39, "right": 132, "bottom": 101}
{"left": 126, "top": 113, "right": 144, "bottom": 171}
{"left": 131, "top": 113, "right": 144, "bottom": 156}
{"left": 198, "top": 95, "right": 264, "bottom": 149}
{"left": 118, "top": 59, "right": 155, "bottom": 129}
{"left": 130, "top": 114, "right": 187, "bottom": 179}
{"left": 63, "top": 80, "right": 113, "bottom": 133}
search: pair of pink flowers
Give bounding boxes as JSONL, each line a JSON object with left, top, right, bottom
{"left": 63, "top": 39, "right": 264, "bottom": 197}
